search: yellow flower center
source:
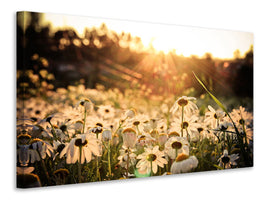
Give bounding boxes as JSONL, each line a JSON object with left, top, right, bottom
{"left": 197, "top": 127, "right": 204, "bottom": 133}
{"left": 169, "top": 131, "right": 180, "bottom": 137}
{"left": 17, "top": 133, "right": 31, "bottom": 140}
{"left": 221, "top": 156, "right": 230, "bottom": 164}
{"left": 17, "top": 133, "right": 32, "bottom": 144}
{"left": 53, "top": 124, "right": 59, "bottom": 129}
{"left": 146, "top": 153, "right": 157, "bottom": 162}
{"left": 74, "top": 138, "right": 88, "bottom": 147}
{"left": 80, "top": 98, "right": 91, "bottom": 106}
{"left": 171, "top": 141, "right": 182, "bottom": 149}
{"left": 96, "top": 122, "right": 103, "bottom": 127}
{"left": 53, "top": 168, "right": 70, "bottom": 178}
{"left": 138, "top": 135, "right": 146, "bottom": 142}
{"left": 133, "top": 121, "right": 140, "bottom": 126}
{"left": 122, "top": 128, "right": 136, "bottom": 134}
{"left": 92, "top": 127, "right": 103, "bottom": 134}
{"left": 181, "top": 121, "right": 189, "bottom": 129}
{"left": 46, "top": 116, "right": 52, "bottom": 123}
{"left": 239, "top": 118, "right": 245, "bottom": 125}
{"left": 178, "top": 98, "right": 188, "bottom": 106}
{"left": 175, "top": 153, "right": 189, "bottom": 162}
{"left": 30, "top": 138, "right": 43, "bottom": 144}
{"left": 60, "top": 125, "right": 67, "bottom": 132}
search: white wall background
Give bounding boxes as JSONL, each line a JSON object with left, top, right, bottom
{"left": 1, "top": 0, "right": 266, "bottom": 199}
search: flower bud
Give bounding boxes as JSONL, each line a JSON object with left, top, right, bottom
{"left": 125, "top": 108, "right": 136, "bottom": 118}
{"left": 102, "top": 129, "right": 112, "bottom": 142}
{"left": 122, "top": 128, "right": 137, "bottom": 148}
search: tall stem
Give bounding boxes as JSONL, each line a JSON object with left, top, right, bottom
{"left": 48, "top": 121, "right": 57, "bottom": 140}
{"left": 242, "top": 123, "right": 248, "bottom": 147}
{"left": 166, "top": 113, "right": 170, "bottom": 130}
{"left": 78, "top": 146, "right": 82, "bottom": 183}
{"left": 136, "top": 125, "right": 141, "bottom": 135}
{"left": 82, "top": 109, "right": 87, "bottom": 134}
{"left": 222, "top": 131, "right": 226, "bottom": 151}
{"left": 107, "top": 141, "right": 112, "bottom": 178}
{"left": 150, "top": 161, "right": 153, "bottom": 176}
{"left": 175, "top": 148, "right": 178, "bottom": 159}
{"left": 95, "top": 133, "right": 101, "bottom": 181}
{"left": 186, "top": 129, "right": 190, "bottom": 142}
{"left": 126, "top": 147, "right": 130, "bottom": 178}
{"left": 181, "top": 105, "right": 184, "bottom": 137}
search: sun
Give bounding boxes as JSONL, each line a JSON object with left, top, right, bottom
{"left": 149, "top": 37, "right": 174, "bottom": 54}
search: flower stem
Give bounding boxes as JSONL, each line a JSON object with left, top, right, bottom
{"left": 242, "top": 123, "right": 248, "bottom": 147}
{"left": 166, "top": 113, "right": 170, "bottom": 130}
{"left": 78, "top": 146, "right": 82, "bottom": 183}
{"left": 222, "top": 131, "right": 226, "bottom": 151}
{"left": 126, "top": 147, "right": 130, "bottom": 178}
{"left": 150, "top": 161, "right": 153, "bottom": 176}
{"left": 95, "top": 134, "right": 101, "bottom": 181}
{"left": 108, "top": 141, "right": 112, "bottom": 179}
{"left": 82, "top": 109, "right": 87, "bottom": 134}
{"left": 136, "top": 125, "right": 141, "bottom": 135}
{"left": 181, "top": 105, "right": 184, "bottom": 137}
{"left": 48, "top": 121, "right": 57, "bottom": 140}
{"left": 186, "top": 129, "right": 190, "bottom": 142}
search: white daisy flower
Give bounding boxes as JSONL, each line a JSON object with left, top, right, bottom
{"left": 165, "top": 137, "right": 189, "bottom": 159}
{"left": 170, "top": 96, "right": 198, "bottom": 115}
{"left": 97, "top": 105, "right": 115, "bottom": 119}
{"left": 60, "top": 133, "right": 101, "bottom": 164}
{"left": 136, "top": 133, "right": 156, "bottom": 148}
{"left": 76, "top": 98, "right": 94, "bottom": 113}
{"left": 204, "top": 105, "right": 225, "bottom": 129}
{"left": 171, "top": 115, "right": 200, "bottom": 140}
{"left": 218, "top": 121, "right": 233, "bottom": 131}
{"left": 136, "top": 146, "right": 167, "bottom": 175}
{"left": 30, "top": 138, "right": 54, "bottom": 159}
{"left": 125, "top": 114, "right": 149, "bottom": 134}
{"left": 218, "top": 149, "right": 239, "bottom": 169}
{"left": 230, "top": 106, "right": 253, "bottom": 128}
{"left": 117, "top": 146, "right": 137, "bottom": 168}
{"left": 170, "top": 153, "right": 198, "bottom": 174}
{"left": 52, "top": 140, "right": 66, "bottom": 160}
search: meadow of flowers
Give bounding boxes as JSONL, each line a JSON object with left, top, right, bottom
{"left": 16, "top": 69, "right": 253, "bottom": 188}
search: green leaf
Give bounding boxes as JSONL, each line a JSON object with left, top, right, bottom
{"left": 193, "top": 72, "right": 240, "bottom": 135}
{"left": 193, "top": 72, "right": 227, "bottom": 113}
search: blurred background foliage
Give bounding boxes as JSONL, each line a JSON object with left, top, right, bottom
{"left": 17, "top": 12, "right": 253, "bottom": 111}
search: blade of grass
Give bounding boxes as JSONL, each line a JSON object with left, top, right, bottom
{"left": 193, "top": 72, "right": 250, "bottom": 166}
{"left": 192, "top": 71, "right": 239, "bottom": 135}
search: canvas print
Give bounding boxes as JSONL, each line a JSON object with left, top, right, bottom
{"left": 16, "top": 11, "right": 253, "bottom": 188}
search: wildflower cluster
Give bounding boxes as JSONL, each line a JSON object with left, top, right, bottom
{"left": 16, "top": 84, "right": 253, "bottom": 188}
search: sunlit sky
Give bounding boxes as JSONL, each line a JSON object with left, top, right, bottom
{"left": 41, "top": 13, "right": 253, "bottom": 59}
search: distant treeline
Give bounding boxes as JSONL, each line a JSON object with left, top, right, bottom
{"left": 17, "top": 12, "right": 253, "bottom": 98}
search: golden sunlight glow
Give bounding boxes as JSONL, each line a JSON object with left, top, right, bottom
{"left": 42, "top": 13, "right": 253, "bottom": 59}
